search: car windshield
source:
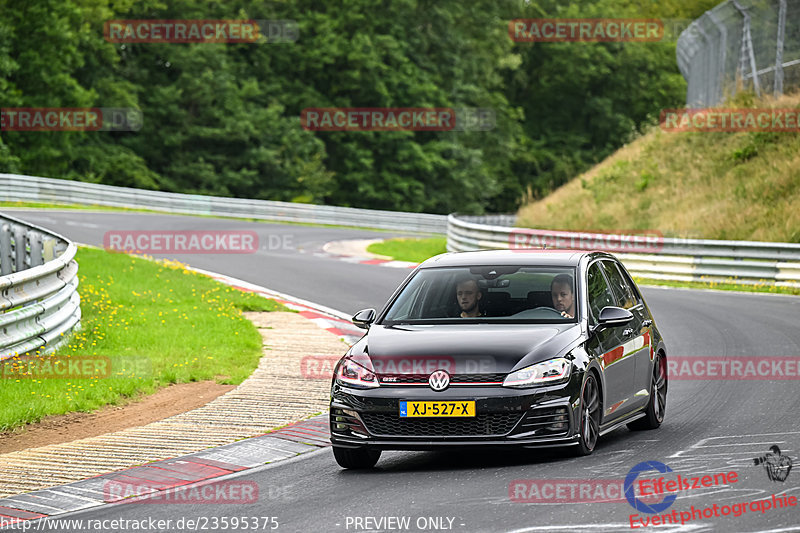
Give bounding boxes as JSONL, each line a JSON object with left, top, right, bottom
{"left": 382, "top": 266, "right": 578, "bottom": 324}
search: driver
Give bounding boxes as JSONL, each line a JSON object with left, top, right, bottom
{"left": 455, "top": 276, "right": 483, "bottom": 318}
{"left": 551, "top": 274, "right": 575, "bottom": 318}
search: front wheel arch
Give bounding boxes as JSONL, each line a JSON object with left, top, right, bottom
{"left": 628, "top": 350, "right": 667, "bottom": 431}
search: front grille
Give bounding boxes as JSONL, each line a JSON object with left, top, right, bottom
{"left": 515, "top": 406, "right": 571, "bottom": 436}
{"left": 452, "top": 373, "right": 506, "bottom": 384}
{"left": 380, "top": 374, "right": 428, "bottom": 384}
{"left": 361, "top": 412, "right": 522, "bottom": 437}
{"left": 379, "top": 373, "right": 506, "bottom": 385}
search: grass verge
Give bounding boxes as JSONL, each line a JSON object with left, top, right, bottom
{"left": 0, "top": 246, "right": 287, "bottom": 432}
{"left": 633, "top": 277, "right": 800, "bottom": 296}
{"left": 516, "top": 92, "right": 800, "bottom": 243}
{"left": 0, "top": 201, "right": 144, "bottom": 212}
{"left": 367, "top": 237, "right": 447, "bottom": 263}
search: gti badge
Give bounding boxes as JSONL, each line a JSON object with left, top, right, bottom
{"left": 428, "top": 370, "right": 450, "bottom": 391}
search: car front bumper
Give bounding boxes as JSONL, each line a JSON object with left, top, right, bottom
{"left": 329, "top": 374, "right": 584, "bottom": 450}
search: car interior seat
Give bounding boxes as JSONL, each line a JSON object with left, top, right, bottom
{"left": 483, "top": 291, "right": 511, "bottom": 316}
{"left": 527, "top": 290, "right": 552, "bottom": 309}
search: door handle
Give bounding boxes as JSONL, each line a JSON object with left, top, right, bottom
{"left": 622, "top": 328, "right": 634, "bottom": 336}
{"left": 642, "top": 319, "right": 652, "bottom": 327}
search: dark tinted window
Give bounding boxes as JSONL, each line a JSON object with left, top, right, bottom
{"left": 615, "top": 262, "right": 644, "bottom": 304}
{"left": 587, "top": 262, "right": 615, "bottom": 323}
{"left": 600, "top": 260, "right": 639, "bottom": 309}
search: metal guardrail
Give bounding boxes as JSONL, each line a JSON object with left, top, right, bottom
{"left": 447, "top": 214, "right": 800, "bottom": 288}
{"left": 0, "top": 174, "right": 448, "bottom": 234}
{"left": 0, "top": 212, "right": 81, "bottom": 361}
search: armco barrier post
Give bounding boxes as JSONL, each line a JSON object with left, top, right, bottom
{"left": 13, "top": 224, "right": 26, "bottom": 271}
{"left": 0, "top": 223, "right": 12, "bottom": 276}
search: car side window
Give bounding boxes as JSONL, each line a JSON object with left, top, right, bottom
{"left": 390, "top": 277, "right": 426, "bottom": 319}
{"left": 586, "top": 262, "right": 615, "bottom": 324}
{"left": 600, "top": 260, "right": 639, "bottom": 310}
{"left": 615, "top": 262, "right": 644, "bottom": 306}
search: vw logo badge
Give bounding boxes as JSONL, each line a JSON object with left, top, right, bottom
{"left": 428, "top": 370, "right": 450, "bottom": 391}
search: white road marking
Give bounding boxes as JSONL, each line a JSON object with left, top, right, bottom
{"left": 669, "top": 432, "right": 800, "bottom": 459}
{"left": 64, "top": 220, "right": 100, "bottom": 228}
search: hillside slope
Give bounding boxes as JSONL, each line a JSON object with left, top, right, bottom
{"left": 516, "top": 93, "right": 800, "bottom": 243}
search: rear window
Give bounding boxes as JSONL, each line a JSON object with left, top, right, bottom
{"left": 382, "top": 266, "right": 578, "bottom": 324}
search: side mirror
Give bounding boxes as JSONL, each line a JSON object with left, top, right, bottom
{"left": 593, "top": 306, "right": 634, "bottom": 332}
{"left": 352, "top": 308, "right": 377, "bottom": 329}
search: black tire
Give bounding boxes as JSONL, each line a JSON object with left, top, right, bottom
{"left": 628, "top": 353, "right": 667, "bottom": 431}
{"left": 574, "top": 373, "right": 600, "bottom": 456}
{"left": 333, "top": 446, "right": 381, "bottom": 469}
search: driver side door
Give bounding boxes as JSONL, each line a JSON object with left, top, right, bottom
{"left": 586, "top": 261, "right": 637, "bottom": 423}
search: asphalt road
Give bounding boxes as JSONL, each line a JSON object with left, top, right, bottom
{"left": 9, "top": 209, "right": 413, "bottom": 313}
{"left": 9, "top": 210, "right": 800, "bottom": 533}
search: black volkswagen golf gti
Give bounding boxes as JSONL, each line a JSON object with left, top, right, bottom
{"left": 330, "top": 250, "right": 667, "bottom": 468}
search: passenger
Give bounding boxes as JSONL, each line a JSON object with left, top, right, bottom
{"left": 455, "top": 276, "right": 483, "bottom": 318}
{"left": 551, "top": 273, "right": 575, "bottom": 318}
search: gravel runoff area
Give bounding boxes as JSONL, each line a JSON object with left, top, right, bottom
{"left": 0, "top": 312, "right": 344, "bottom": 499}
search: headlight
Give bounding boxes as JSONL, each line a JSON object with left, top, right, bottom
{"left": 335, "top": 354, "right": 380, "bottom": 389}
{"left": 503, "top": 358, "right": 571, "bottom": 388}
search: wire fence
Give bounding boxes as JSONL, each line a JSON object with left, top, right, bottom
{"left": 677, "top": 0, "right": 800, "bottom": 106}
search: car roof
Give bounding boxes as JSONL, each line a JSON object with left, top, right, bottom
{"left": 419, "top": 249, "right": 615, "bottom": 268}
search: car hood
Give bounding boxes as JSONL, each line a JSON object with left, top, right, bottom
{"left": 364, "top": 323, "right": 583, "bottom": 375}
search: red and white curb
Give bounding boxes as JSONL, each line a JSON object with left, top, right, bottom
{"left": 188, "top": 266, "right": 365, "bottom": 346}
{"left": 319, "top": 239, "right": 419, "bottom": 269}
{"left": 315, "top": 252, "right": 419, "bottom": 269}
{"left": 0, "top": 417, "right": 330, "bottom": 527}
